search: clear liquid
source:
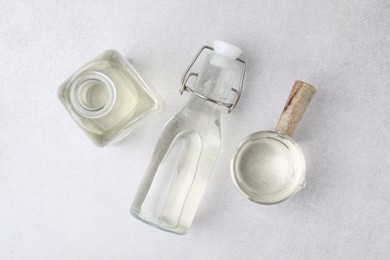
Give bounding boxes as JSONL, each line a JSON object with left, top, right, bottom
{"left": 131, "top": 97, "right": 221, "bottom": 234}
{"left": 58, "top": 50, "right": 159, "bottom": 146}
{"left": 131, "top": 51, "right": 240, "bottom": 234}
{"left": 232, "top": 131, "right": 306, "bottom": 204}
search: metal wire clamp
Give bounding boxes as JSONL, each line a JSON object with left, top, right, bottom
{"left": 179, "top": 45, "right": 246, "bottom": 113}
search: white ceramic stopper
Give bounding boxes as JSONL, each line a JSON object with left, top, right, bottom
{"left": 212, "top": 40, "right": 242, "bottom": 60}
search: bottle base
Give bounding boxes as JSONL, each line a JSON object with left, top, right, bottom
{"left": 130, "top": 208, "right": 187, "bottom": 235}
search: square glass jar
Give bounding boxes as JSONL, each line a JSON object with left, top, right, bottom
{"left": 58, "top": 50, "right": 160, "bottom": 146}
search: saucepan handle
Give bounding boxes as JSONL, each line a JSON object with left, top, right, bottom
{"left": 275, "top": 80, "right": 316, "bottom": 136}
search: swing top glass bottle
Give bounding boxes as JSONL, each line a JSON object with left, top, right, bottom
{"left": 131, "top": 41, "right": 246, "bottom": 234}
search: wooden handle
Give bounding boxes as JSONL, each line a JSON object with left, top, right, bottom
{"left": 275, "top": 80, "right": 316, "bottom": 136}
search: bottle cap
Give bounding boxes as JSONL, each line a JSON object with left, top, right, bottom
{"left": 212, "top": 40, "right": 242, "bottom": 60}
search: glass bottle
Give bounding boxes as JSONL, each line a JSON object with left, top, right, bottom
{"left": 131, "top": 41, "right": 246, "bottom": 234}
{"left": 58, "top": 50, "right": 160, "bottom": 147}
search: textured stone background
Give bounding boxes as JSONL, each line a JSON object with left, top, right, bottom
{"left": 1, "top": 0, "right": 389, "bottom": 259}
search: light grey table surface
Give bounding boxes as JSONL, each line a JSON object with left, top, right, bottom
{"left": 1, "top": 1, "right": 389, "bottom": 259}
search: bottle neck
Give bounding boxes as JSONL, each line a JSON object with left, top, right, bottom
{"left": 70, "top": 72, "right": 117, "bottom": 118}
{"left": 192, "top": 53, "right": 239, "bottom": 105}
